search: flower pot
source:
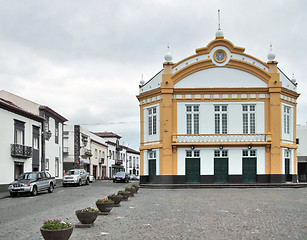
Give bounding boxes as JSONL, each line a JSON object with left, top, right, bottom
{"left": 118, "top": 192, "right": 130, "bottom": 201}
{"left": 125, "top": 187, "right": 136, "bottom": 197}
{"left": 108, "top": 195, "right": 123, "bottom": 206}
{"left": 132, "top": 185, "right": 139, "bottom": 192}
{"left": 75, "top": 210, "right": 98, "bottom": 224}
{"left": 40, "top": 226, "right": 73, "bottom": 240}
{"left": 96, "top": 202, "right": 114, "bottom": 213}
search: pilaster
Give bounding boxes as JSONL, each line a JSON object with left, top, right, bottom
{"left": 160, "top": 62, "right": 174, "bottom": 175}
{"left": 267, "top": 61, "right": 282, "bottom": 175}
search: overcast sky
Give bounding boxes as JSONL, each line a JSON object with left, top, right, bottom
{"left": 0, "top": 0, "right": 306, "bottom": 150}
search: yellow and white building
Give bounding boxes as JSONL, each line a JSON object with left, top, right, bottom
{"left": 137, "top": 29, "right": 299, "bottom": 184}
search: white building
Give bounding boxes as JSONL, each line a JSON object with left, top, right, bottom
{"left": 94, "top": 132, "right": 127, "bottom": 178}
{"left": 126, "top": 147, "right": 140, "bottom": 177}
{"left": 0, "top": 90, "right": 67, "bottom": 181}
{"left": 137, "top": 28, "right": 299, "bottom": 184}
{"left": 89, "top": 132, "right": 108, "bottom": 179}
{"left": 0, "top": 98, "right": 44, "bottom": 190}
{"left": 297, "top": 124, "right": 307, "bottom": 182}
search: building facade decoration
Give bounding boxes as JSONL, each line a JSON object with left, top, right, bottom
{"left": 137, "top": 30, "right": 299, "bottom": 184}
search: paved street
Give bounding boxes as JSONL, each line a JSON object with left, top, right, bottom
{"left": 0, "top": 181, "right": 306, "bottom": 239}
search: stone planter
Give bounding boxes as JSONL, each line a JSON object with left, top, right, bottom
{"left": 118, "top": 191, "right": 130, "bottom": 201}
{"left": 96, "top": 202, "right": 114, "bottom": 214}
{"left": 108, "top": 195, "right": 123, "bottom": 206}
{"left": 40, "top": 226, "right": 73, "bottom": 240}
{"left": 132, "top": 185, "right": 139, "bottom": 192}
{"left": 75, "top": 210, "right": 98, "bottom": 224}
{"left": 125, "top": 187, "right": 136, "bottom": 197}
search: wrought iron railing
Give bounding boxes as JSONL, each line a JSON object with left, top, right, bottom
{"left": 11, "top": 144, "right": 32, "bottom": 158}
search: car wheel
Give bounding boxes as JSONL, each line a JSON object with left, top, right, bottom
{"left": 48, "top": 183, "right": 54, "bottom": 193}
{"left": 78, "top": 179, "right": 82, "bottom": 186}
{"left": 10, "top": 192, "right": 17, "bottom": 198}
{"left": 113, "top": 180, "right": 115, "bottom": 183}
{"left": 31, "top": 186, "right": 38, "bottom": 196}
{"left": 86, "top": 178, "right": 89, "bottom": 185}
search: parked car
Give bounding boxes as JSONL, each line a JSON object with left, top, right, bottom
{"left": 129, "top": 174, "right": 139, "bottom": 180}
{"left": 113, "top": 172, "right": 130, "bottom": 183}
{"left": 89, "top": 175, "right": 95, "bottom": 182}
{"left": 8, "top": 171, "right": 56, "bottom": 197}
{"left": 62, "top": 169, "right": 90, "bottom": 187}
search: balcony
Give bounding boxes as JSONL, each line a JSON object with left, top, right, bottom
{"left": 11, "top": 144, "right": 32, "bottom": 158}
{"left": 172, "top": 134, "right": 270, "bottom": 145}
{"left": 115, "top": 160, "right": 123, "bottom": 165}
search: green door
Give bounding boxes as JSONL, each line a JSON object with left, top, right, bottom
{"left": 185, "top": 158, "right": 200, "bottom": 183}
{"left": 148, "top": 160, "right": 156, "bottom": 183}
{"left": 285, "top": 158, "right": 291, "bottom": 182}
{"left": 242, "top": 158, "right": 257, "bottom": 183}
{"left": 214, "top": 158, "right": 228, "bottom": 183}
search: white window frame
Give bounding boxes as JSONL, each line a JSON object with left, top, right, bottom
{"left": 186, "top": 105, "right": 199, "bottom": 134}
{"left": 242, "top": 105, "right": 256, "bottom": 134}
{"left": 284, "top": 106, "right": 290, "bottom": 134}
{"left": 148, "top": 107, "right": 157, "bottom": 135}
{"left": 214, "top": 105, "right": 228, "bottom": 134}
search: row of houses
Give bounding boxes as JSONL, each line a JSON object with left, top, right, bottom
{"left": 0, "top": 90, "right": 139, "bottom": 189}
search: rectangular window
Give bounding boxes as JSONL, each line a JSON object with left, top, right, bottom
{"left": 55, "top": 122, "right": 59, "bottom": 144}
{"left": 186, "top": 150, "right": 192, "bottom": 157}
{"left": 284, "top": 106, "right": 290, "bottom": 134}
{"left": 55, "top": 157, "right": 59, "bottom": 177}
{"left": 186, "top": 105, "right": 199, "bottom": 134}
{"left": 194, "top": 150, "right": 200, "bottom": 157}
{"left": 242, "top": 105, "right": 256, "bottom": 134}
{"left": 148, "top": 151, "right": 156, "bottom": 159}
{"left": 215, "top": 150, "right": 228, "bottom": 157}
{"left": 148, "top": 107, "right": 157, "bottom": 135}
{"left": 215, "top": 105, "right": 227, "bottom": 134}
{"left": 14, "top": 120, "right": 25, "bottom": 145}
{"left": 45, "top": 159, "right": 49, "bottom": 171}
{"left": 33, "top": 136, "right": 39, "bottom": 150}
{"left": 242, "top": 149, "right": 257, "bottom": 157}
{"left": 214, "top": 150, "right": 220, "bottom": 157}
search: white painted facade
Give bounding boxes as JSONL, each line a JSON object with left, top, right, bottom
{"left": 0, "top": 105, "right": 42, "bottom": 185}
{"left": 174, "top": 68, "right": 267, "bottom": 89}
{"left": 0, "top": 91, "right": 66, "bottom": 180}
{"left": 89, "top": 132, "right": 108, "bottom": 179}
{"left": 177, "top": 147, "right": 266, "bottom": 175}
{"left": 126, "top": 149, "right": 140, "bottom": 176}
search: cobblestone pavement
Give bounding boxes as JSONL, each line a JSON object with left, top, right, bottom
{"left": 0, "top": 182, "right": 306, "bottom": 239}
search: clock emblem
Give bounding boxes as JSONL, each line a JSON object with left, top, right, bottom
{"left": 214, "top": 49, "right": 227, "bottom": 63}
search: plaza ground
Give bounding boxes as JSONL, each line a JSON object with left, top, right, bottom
{"left": 0, "top": 181, "right": 306, "bottom": 239}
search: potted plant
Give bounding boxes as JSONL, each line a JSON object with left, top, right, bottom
{"left": 108, "top": 194, "right": 123, "bottom": 207}
{"left": 125, "top": 186, "right": 136, "bottom": 197}
{"left": 96, "top": 198, "right": 114, "bottom": 214}
{"left": 118, "top": 190, "right": 130, "bottom": 200}
{"left": 132, "top": 184, "right": 140, "bottom": 192}
{"left": 75, "top": 207, "right": 99, "bottom": 224}
{"left": 40, "top": 219, "right": 73, "bottom": 240}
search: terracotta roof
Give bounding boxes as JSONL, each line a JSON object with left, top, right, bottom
{"left": 126, "top": 147, "right": 140, "bottom": 154}
{"left": 39, "top": 105, "right": 68, "bottom": 122}
{"left": 95, "top": 132, "right": 122, "bottom": 139}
